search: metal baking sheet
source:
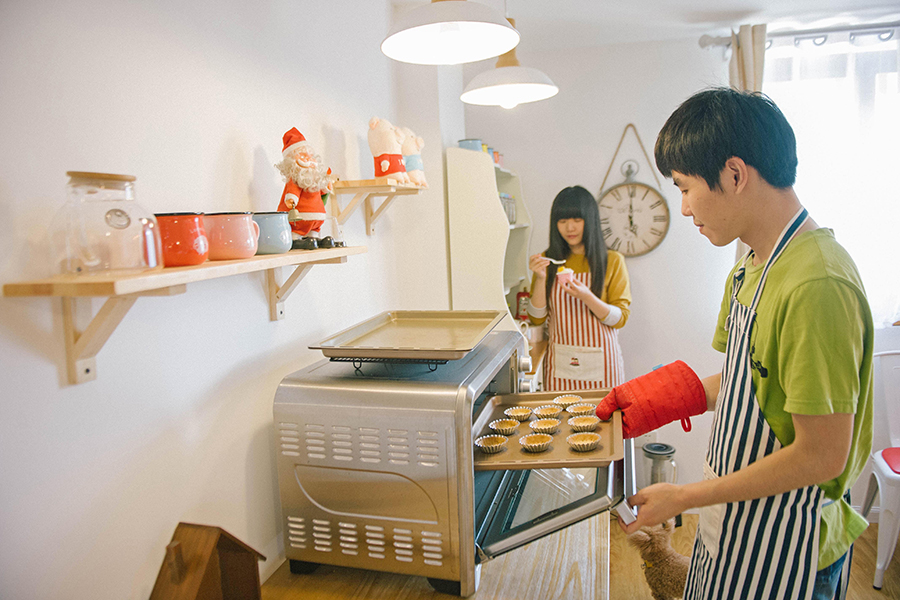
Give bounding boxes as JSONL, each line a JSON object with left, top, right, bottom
{"left": 309, "top": 310, "right": 506, "bottom": 360}
{"left": 473, "top": 390, "right": 624, "bottom": 470}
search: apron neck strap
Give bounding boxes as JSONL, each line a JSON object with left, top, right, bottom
{"left": 743, "top": 207, "right": 808, "bottom": 310}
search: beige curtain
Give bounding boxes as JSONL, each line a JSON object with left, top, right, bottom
{"left": 729, "top": 24, "right": 767, "bottom": 260}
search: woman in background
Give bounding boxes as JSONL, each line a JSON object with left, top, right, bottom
{"left": 528, "top": 185, "right": 632, "bottom": 391}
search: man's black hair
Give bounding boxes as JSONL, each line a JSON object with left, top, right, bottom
{"left": 654, "top": 87, "right": 798, "bottom": 190}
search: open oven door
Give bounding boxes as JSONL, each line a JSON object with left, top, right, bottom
{"left": 474, "top": 440, "right": 636, "bottom": 562}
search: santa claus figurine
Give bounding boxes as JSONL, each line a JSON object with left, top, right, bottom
{"left": 275, "top": 127, "right": 332, "bottom": 248}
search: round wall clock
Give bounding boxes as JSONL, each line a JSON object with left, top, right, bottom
{"left": 598, "top": 172, "right": 670, "bottom": 257}
{"left": 598, "top": 124, "right": 671, "bottom": 257}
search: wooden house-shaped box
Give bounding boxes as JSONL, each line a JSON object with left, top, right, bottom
{"left": 150, "top": 522, "right": 266, "bottom": 600}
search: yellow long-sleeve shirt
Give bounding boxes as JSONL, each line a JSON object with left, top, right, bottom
{"left": 528, "top": 250, "right": 632, "bottom": 328}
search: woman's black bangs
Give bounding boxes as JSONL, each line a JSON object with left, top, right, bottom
{"left": 552, "top": 198, "right": 586, "bottom": 221}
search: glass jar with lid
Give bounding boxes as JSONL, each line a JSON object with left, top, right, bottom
{"left": 49, "top": 172, "right": 162, "bottom": 274}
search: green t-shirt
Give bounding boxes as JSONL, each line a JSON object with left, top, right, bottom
{"left": 712, "top": 228, "right": 874, "bottom": 570}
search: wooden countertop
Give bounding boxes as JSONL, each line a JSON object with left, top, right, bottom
{"left": 528, "top": 339, "right": 547, "bottom": 376}
{"left": 261, "top": 511, "right": 609, "bottom": 600}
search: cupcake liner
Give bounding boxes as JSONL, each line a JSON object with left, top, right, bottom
{"left": 566, "top": 403, "right": 596, "bottom": 417}
{"left": 567, "top": 432, "right": 601, "bottom": 452}
{"left": 489, "top": 419, "right": 519, "bottom": 436}
{"left": 504, "top": 406, "right": 533, "bottom": 422}
{"left": 475, "top": 435, "right": 508, "bottom": 454}
{"left": 568, "top": 415, "right": 600, "bottom": 432}
{"left": 532, "top": 404, "right": 563, "bottom": 419}
{"left": 552, "top": 394, "right": 583, "bottom": 409}
{"left": 529, "top": 418, "right": 560, "bottom": 434}
{"left": 519, "top": 433, "right": 552, "bottom": 453}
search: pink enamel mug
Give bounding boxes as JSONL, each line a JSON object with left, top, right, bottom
{"left": 204, "top": 212, "right": 260, "bottom": 260}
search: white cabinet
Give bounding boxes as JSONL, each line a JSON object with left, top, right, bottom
{"left": 446, "top": 147, "right": 532, "bottom": 329}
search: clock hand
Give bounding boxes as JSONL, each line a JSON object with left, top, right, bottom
{"left": 628, "top": 198, "right": 637, "bottom": 234}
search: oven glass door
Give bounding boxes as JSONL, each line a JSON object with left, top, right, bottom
{"left": 475, "top": 457, "right": 627, "bottom": 561}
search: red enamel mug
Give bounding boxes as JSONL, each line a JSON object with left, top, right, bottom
{"left": 154, "top": 212, "right": 209, "bottom": 267}
{"left": 205, "top": 212, "right": 260, "bottom": 260}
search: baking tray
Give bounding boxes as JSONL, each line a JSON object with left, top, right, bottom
{"left": 309, "top": 310, "right": 506, "bottom": 360}
{"left": 472, "top": 389, "right": 623, "bottom": 470}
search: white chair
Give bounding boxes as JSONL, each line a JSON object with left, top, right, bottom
{"left": 861, "top": 350, "right": 900, "bottom": 590}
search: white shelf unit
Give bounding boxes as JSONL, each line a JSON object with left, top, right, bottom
{"left": 446, "top": 147, "right": 533, "bottom": 329}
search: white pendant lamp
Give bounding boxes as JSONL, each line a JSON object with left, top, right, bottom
{"left": 460, "top": 19, "right": 558, "bottom": 109}
{"left": 381, "top": 0, "right": 520, "bottom": 66}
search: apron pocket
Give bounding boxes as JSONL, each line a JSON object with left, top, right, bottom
{"left": 698, "top": 461, "right": 725, "bottom": 561}
{"left": 552, "top": 343, "right": 605, "bottom": 381}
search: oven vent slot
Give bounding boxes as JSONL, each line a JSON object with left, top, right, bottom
{"left": 278, "top": 422, "right": 301, "bottom": 457}
{"left": 286, "top": 516, "right": 307, "bottom": 549}
{"left": 297, "top": 424, "right": 443, "bottom": 469}
{"left": 338, "top": 521, "right": 359, "bottom": 556}
{"left": 416, "top": 430, "right": 440, "bottom": 467}
{"left": 365, "top": 524, "right": 387, "bottom": 559}
{"left": 387, "top": 428, "right": 411, "bottom": 465}
{"left": 312, "top": 518, "right": 333, "bottom": 553}
{"left": 304, "top": 423, "right": 327, "bottom": 459}
{"left": 359, "top": 426, "right": 382, "bottom": 464}
{"left": 421, "top": 530, "right": 444, "bottom": 566}
{"left": 393, "top": 528, "right": 414, "bottom": 562}
{"left": 296, "top": 519, "right": 446, "bottom": 565}
{"left": 331, "top": 425, "right": 354, "bottom": 462}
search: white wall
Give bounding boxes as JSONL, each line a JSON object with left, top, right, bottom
{"left": 0, "top": 1, "right": 452, "bottom": 598}
{"left": 465, "top": 38, "right": 732, "bottom": 490}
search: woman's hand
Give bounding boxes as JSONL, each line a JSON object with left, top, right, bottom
{"left": 529, "top": 254, "right": 550, "bottom": 279}
{"left": 561, "top": 276, "right": 593, "bottom": 301}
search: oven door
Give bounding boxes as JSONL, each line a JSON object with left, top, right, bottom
{"left": 474, "top": 440, "right": 635, "bottom": 561}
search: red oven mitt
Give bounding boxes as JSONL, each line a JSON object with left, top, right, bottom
{"left": 595, "top": 361, "right": 707, "bottom": 438}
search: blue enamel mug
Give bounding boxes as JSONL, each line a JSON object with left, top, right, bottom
{"left": 252, "top": 212, "right": 292, "bottom": 255}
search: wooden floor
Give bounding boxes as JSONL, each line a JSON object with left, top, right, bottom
{"left": 262, "top": 514, "right": 900, "bottom": 599}
{"left": 608, "top": 516, "right": 900, "bottom": 600}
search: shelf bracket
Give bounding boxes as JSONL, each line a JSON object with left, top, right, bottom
{"left": 266, "top": 265, "right": 311, "bottom": 321}
{"left": 331, "top": 192, "right": 366, "bottom": 225}
{"left": 331, "top": 179, "right": 422, "bottom": 236}
{"left": 265, "top": 257, "right": 347, "bottom": 320}
{"left": 61, "top": 285, "right": 186, "bottom": 384}
{"left": 365, "top": 193, "right": 400, "bottom": 236}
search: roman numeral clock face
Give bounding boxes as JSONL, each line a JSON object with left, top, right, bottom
{"left": 598, "top": 183, "right": 670, "bottom": 257}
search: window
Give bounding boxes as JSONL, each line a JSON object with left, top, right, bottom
{"left": 763, "top": 30, "right": 900, "bottom": 327}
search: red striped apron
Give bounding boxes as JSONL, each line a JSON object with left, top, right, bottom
{"left": 543, "top": 271, "right": 625, "bottom": 391}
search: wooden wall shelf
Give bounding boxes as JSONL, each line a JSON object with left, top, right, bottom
{"left": 3, "top": 246, "right": 366, "bottom": 384}
{"left": 331, "top": 178, "right": 423, "bottom": 236}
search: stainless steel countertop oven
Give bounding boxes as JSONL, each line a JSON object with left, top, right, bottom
{"left": 274, "top": 326, "right": 634, "bottom": 597}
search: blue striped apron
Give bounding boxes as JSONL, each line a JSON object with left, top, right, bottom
{"left": 684, "top": 208, "right": 826, "bottom": 600}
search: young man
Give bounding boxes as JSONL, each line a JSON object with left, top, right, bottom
{"left": 596, "top": 88, "right": 874, "bottom": 600}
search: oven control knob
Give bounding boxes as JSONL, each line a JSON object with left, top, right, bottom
{"left": 518, "top": 376, "right": 534, "bottom": 393}
{"left": 518, "top": 354, "right": 533, "bottom": 373}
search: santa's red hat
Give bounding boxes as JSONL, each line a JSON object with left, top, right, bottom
{"left": 282, "top": 127, "right": 307, "bottom": 158}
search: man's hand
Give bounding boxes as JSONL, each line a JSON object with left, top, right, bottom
{"left": 617, "top": 412, "right": 854, "bottom": 533}
{"left": 618, "top": 483, "right": 689, "bottom": 534}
